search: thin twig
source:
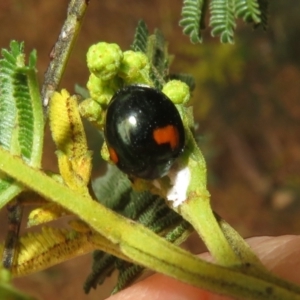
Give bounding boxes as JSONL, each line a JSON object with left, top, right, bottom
{"left": 2, "top": 198, "right": 23, "bottom": 269}
{"left": 41, "top": 0, "right": 90, "bottom": 112}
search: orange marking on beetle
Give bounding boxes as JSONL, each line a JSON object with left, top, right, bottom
{"left": 153, "top": 125, "right": 179, "bottom": 150}
{"left": 108, "top": 147, "right": 119, "bottom": 164}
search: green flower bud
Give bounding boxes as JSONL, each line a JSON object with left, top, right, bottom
{"left": 162, "top": 80, "right": 190, "bottom": 104}
{"left": 101, "top": 142, "right": 110, "bottom": 162}
{"left": 118, "top": 51, "right": 152, "bottom": 85}
{"left": 87, "top": 42, "right": 123, "bottom": 81}
{"left": 79, "top": 98, "right": 104, "bottom": 129}
{"left": 86, "top": 73, "right": 121, "bottom": 106}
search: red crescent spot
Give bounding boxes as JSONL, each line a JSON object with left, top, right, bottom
{"left": 108, "top": 147, "right": 119, "bottom": 164}
{"left": 153, "top": 125, "right": 179, "bottom": 150}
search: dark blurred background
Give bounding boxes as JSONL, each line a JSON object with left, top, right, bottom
{"left": 1, "top": 1, "right": 300, "bottom": 299}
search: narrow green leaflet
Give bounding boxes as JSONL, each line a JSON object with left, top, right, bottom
{"left": 0, "top": 41, "right": 44, "bottom": 209}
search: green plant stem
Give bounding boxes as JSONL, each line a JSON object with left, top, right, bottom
{"left": 180, "top": 130, "right": 256, "bottom": 267}
{"left": 2, "top": 198, "right": 23, "bottom": 269}
{"left": 179, "top": 193, "right": 241, "bottom": 266}
{"left": 0, "top": 184, "right": 23, "bottom": 210}
{"left": 41, "top": 0, "right": 89, "bottom": 111}
{"left": 216, "top": 215, "right": 264, "bottom": 267}
{"left": 1, "top": 149, "right": 300, "bottom": 299}
{"left": 217, "top": 215, "right": 300, "bottom": 292}
{"left": 179, "top": 196, "right": 295, "bottom": 289}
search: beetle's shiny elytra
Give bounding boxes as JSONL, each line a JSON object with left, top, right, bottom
{"left": 104, "top": 85, "right": 185, "bottom": 179}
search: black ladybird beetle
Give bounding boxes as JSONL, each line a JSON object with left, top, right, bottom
{"left": 104, "top": 85, "right": 185, "bottom": 179}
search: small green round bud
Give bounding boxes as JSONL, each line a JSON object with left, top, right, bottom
{"left": 86, "top": 74, "right": 120, "bottom": 105}
{"left": 87, "top": 42, "right": 123, "bottom": 81}
{"left": 118, "top": 51, "right": 152, "bottom": 85}
{"left": 101, "top": 142, "right": 111, "bottom": 162}
{"left": 162, "top": 80, "right": 190, "bottom": 104}
{"left": 79, "top": 98, "right": 104, "bottom": 128}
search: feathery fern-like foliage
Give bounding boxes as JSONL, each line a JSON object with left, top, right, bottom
{"left": 179, "top": 0, "right": 269, "bottom": 43}
{"left": 14, "top": 72, "right": 34, "bottom": 161}
{"left": 179, "top": 0, "right": 205, "bottom": 43}
{"left": 131, "top": 20, "right": 149, "bottom": 53}
{"left": 0, "top": 42, "right": 42, "bottom": 162}
{"left": 210, "top": 0, "right": 236, "bottom": 44}
{"left": 0, "top": 44, "right": 17, "bottom": 151}
{"left": 234, "top": 0, "right": 261, "bottom": 23}
{"left": 85, "top": 165, "right": 192, "bottom": 294}
{"left": 147, "top": 29, "right": 170, "bottom": 89}
{"left": 132, "top": 20, "right": 169, "bottom": 89}
{"left": 0, "top": 41, "right": 44, "bottom": 209}
{"left": 131, "top": 20, "right": 196, "bottom": 91}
